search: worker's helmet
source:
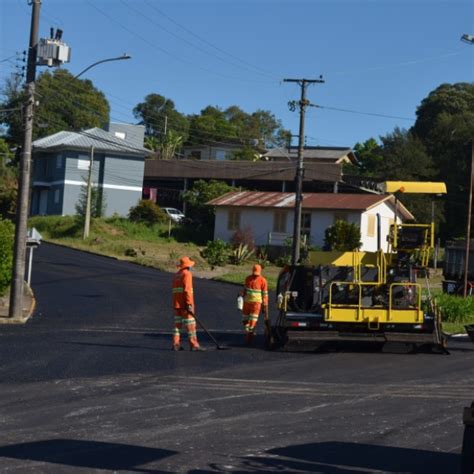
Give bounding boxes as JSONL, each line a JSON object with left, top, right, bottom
{"left": 178, "top": 256, "right": 195, "bottom": 269}
{"left": 252, "top": 264, "right": 262, "bottom": 276}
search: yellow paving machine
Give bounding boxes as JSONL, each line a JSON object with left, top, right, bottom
{"left": 270, "top": 181, "right": 448, "bottom": 352}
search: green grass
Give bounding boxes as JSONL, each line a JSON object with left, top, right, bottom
{"left": 442, "top": 320, "right": 474, "bottom": 335}
{"left": 27, "top": 216, "right": 283, "bottom": 284}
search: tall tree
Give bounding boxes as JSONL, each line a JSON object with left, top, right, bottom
{"left": 187, "top": 105, "right": 290, "bottom": 149}
{"left": 413, "top": 83, "right": 474, "bottom": 238}
{"left": 133, "top": 93, "right": 189, "bottom": 143}
{"left": 1, "top": 70, "right": 110, "bottom": 145}
{"left": 351, "top": 138, "right": 384, "bottom": 176}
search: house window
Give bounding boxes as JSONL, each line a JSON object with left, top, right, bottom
{"left": 367, "top": 214, "right": 376, "bottom": 237}
{"left": 273, "top": 211, "right": 287, "bottom": 233}
{"left": 190, "top": 151, "right": 201, "bottom": 160}
{"left": 54, "top": 189, "right": 60, "bottom": 204}
{"left": 215, "top": 150, "right": 226, "bottom": 161}
{"left": 228, "top": 209, "right": 241, "bottom": 231}
{"left": 334, "top": 212, "right": 348, "bottom": 223}
{"left": 56, "top": 155, "right": 63, "bottom": 169}
{"left": 301, "top": 212, "right": 311, "bottom": 237}
{"left": 78, "top": 159, "right": 90, "bottom": 170}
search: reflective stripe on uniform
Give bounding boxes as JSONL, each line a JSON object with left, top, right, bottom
{"left": 244, "top": 287, "right": 263, "bottom": 303}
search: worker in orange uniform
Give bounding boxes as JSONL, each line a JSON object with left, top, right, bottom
{"left": 241, "top": 264, "right": 268, "bottom": 345}
{"left": 172, "top": 256, "right": 205, "bottom": 351}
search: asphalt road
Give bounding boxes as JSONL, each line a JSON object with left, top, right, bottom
{"left": 0, "top": 243, "right": 473, "bottom": 473}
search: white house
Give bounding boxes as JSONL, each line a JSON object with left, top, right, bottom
{"left": 208, "top": 191, "right": 414, "bottom": 252}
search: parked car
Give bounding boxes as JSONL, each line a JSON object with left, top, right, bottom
{"left": 163, "top": 207, "right": 185, "bottom": 223}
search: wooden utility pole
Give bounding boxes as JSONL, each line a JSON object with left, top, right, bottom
{"left": 463, "top": 140, "right": 474, "bottom": 297}
{"left": 83, "top": 146, "right": 94, "bottom": 239}
{"left": 284, "top": 78, "right": 324, "bottom": 265}
{"left": 9, "top": 0, "right": 41, "bottom": 318}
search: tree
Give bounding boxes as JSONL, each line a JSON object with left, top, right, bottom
{"left": 187, "top": 106, "right": 238, "bottom": 145}
{"left": 413, "top": 83, "right": 474, "bottom": 239}
{"left": 1, "top": 70, "right": 110, "bottom": 146}
{"left": 182, "top": 179, "right": 236, "bottom": 236}
{"left": 349, "top": 138, "right": 384, "bottom": 176}
{"left": 133, "top": 93, "right": 189, "bottom": 144}
{"left": 186, "top": 105, "right": 291, "bottom": 150}
{"left": 0, "top": 138, "right": 17, "bottom": 218}
{"left": 159, "top": 130, "right": 184, "bottom": 160}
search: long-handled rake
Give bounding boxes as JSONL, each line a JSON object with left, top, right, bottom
{"left": 190, "top": 311, "right": 230, "bottom": 350}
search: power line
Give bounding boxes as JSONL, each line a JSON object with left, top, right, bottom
{"left": 309, "top": 103, "right": 415, "bottom": 121}
{"left": 86, "top": 1, "right": 276, "bottom": 84}
{"left": 120, "top": 0, "right": 277, "bottom": 81}
{"left": 144, "top": 0, "right": 280, "bottom": 80}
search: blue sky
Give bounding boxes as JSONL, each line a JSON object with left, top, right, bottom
{"left": 1, "top": 0, "right": 473, "bottom": 148}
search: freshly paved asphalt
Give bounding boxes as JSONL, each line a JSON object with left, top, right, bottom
{"left": 0, "top": 243, "right": 473, "bottom": 473}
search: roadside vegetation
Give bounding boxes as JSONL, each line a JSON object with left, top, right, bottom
{"left": 0, "top": 218, "right": 14, "bottom": 296}
{"left": 435, "top": 293, "right": 474, "bottom": 334}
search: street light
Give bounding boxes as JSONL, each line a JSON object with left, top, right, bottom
{"left": 74, "top": 53, "right": 131, "bottom": 79}
{"left": 461, "top": 33, "right": 473, "bottom": 297}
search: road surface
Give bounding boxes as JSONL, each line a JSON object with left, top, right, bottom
{"left": 0, "top": 243, "right": 472, "bottom": 473}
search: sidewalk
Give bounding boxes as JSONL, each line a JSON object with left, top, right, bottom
{"left": 0, "top": 284, "right": 35, "bottom": 324}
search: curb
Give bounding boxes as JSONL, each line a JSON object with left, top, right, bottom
{"left": 0, "top": 282, "right": 36, "bottom": 325}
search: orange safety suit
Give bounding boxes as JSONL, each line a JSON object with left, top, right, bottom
{"left": 172, "top": 268, "right": 200, "bottom": 349}
{"left": 242, "top": 274, "right": 268, "bottom": 342}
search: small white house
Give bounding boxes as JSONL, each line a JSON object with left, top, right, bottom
{"left": 208, "top": 191, "right": 414, "bottom": 252}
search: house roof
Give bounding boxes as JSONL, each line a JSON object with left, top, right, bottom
{"left": 208, "top": 191, "right": 414, "bottom": 220}
{"left": 262, "top": 146, "right": 357, "bottom": 164}
{"left": 144, "top": 159, "right": 342, "bottom": 183}
{"left": 33, "top": 127, "right": 150, "bottom": 155}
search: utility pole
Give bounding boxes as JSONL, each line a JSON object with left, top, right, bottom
{"left": 463, "top": 140, "right": 474, "bottom": 297}
{"left": 83, "top": 146, "right": 94, "bottom": 239}
{"left": 284, "top": 77, "right": 324, "bottom": 265}
{"left": 9, "top": 0, "right": 41, "bottom": 319}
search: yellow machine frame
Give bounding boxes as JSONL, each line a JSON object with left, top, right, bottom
{"left": 308, "top": 249, "right": 423, "bottom": 327}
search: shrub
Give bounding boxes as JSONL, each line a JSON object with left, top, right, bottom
{"left": 324, "top": 220, "right": 362, "bottom": 251}
{"left": 229, "top": 243, "right": 255, "bottom": 265}
{"left": 230, "top": 226, "right": 255, "bottom": 251}
{"left": 75, "top": 184, "right": 107, "bottom": 218}
{"left": 128, "top": 200, "right": 167, "bottom": 226}
{"left": 256, "top": 246, "right": 270, "bottom": 266}
{"left": 435, "top": 293, "right": 474, "bottom": 323}
{"left": 200, "top": 239, "right": 229, "bottom": 269}
{"left": 28, "top": 215, "right": 81, "bottom": 239}
{"left": 0, "top": 218, "right": 14, "bottom": 296}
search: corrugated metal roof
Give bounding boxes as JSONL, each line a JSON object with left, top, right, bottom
{"left": 208, "top": 191, "right": 414, "bottom": 219}
{"left": 33, "top": 127, "right": 149, "bottom": 155}
{"left": 263, "top": 146, "right": 356, "bottom": 163}
{"left": 144, "top": 159, "right": 342, "bottom": 182}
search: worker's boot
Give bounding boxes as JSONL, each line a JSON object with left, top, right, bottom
{"left": 190, "top": 345, "right": 206, "bottom": 352}
{"left": 172, "top": 344, "right": 184, "bottom": 351}
{"left": 245, "top": 333, "right": 255, "bottom": 346}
